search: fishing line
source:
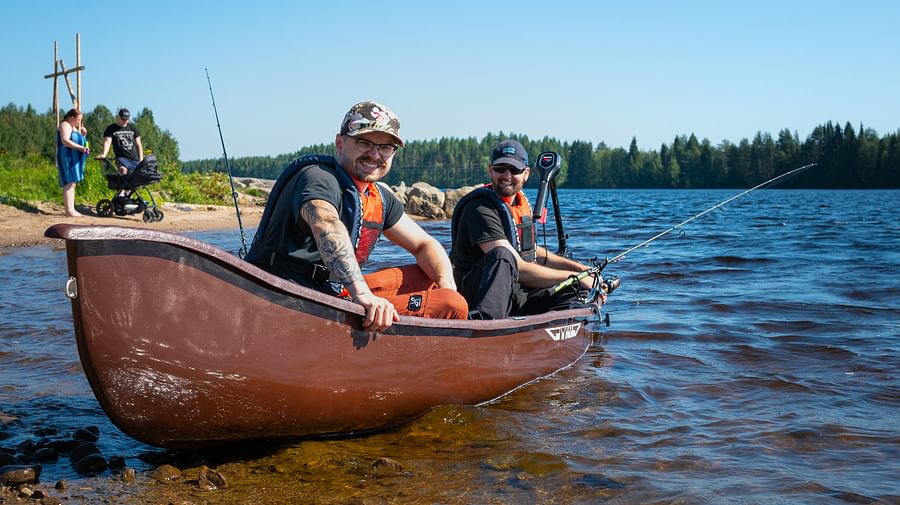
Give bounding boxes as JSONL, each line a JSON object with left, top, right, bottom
{"left": 541, "top": 162, "right": 817, "bottom": 298}
{"left": 205, "top": 68, "right": 248, "bottom": 259}
{"left": 606, "top": 163, "right": 817, "bottom": 266}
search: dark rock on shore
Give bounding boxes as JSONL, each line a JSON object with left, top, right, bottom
{"left": 149, "top": 464, "right": 183, "bottom": 482}
{"left": 75, "top": 453, "right": 108, "bottom": 474}
{"left": 237, "top": 177, "right": 479, "bottom": 220}
{"left": 0, "top": 422, "right": 133, "bottom": 488}
{"left": 0, "top": 464, "right": 42, "bottom": 485}
{"left": 197, "top": 465, "right": 227, "bottom": 491}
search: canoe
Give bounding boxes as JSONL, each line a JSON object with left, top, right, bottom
{"left": 44, "top": 224, "right": 601, "bottom": 448}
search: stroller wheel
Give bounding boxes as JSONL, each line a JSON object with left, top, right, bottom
{"left": 154, "top": 208, "right": 165, "bottom": 222}
{"left": 142, "top": 209, "right": 155, "bottom": 223}
{"left": 96, "top": 199, "right": 113, "bottom": 217}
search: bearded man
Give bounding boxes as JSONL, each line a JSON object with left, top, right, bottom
{"left": 450, "top": 140, "right": 600, "bottom": 320}
{"left": 247, "top": 101, "right": 467, "bottom": 332}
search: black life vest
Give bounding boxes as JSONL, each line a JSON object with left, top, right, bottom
{"left": 246, "top": 155, "right": 388, "bottom": 290}
{"left": 451, "top": 185, "right": 537, "bottom": 263}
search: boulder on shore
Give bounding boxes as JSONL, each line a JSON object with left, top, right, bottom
{"left": 242, "top": 178, "right": 478, "bottom": 220}
{"left": 443, "top": 185, "right": 479, "bottom": 218}
{"left": 404, "top": 182, "right": 446, "bottom": 220}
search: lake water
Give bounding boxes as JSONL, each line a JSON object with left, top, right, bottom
{"left": 1, "top": 189, "right": 898, "bottom": 504}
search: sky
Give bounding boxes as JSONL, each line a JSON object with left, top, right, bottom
{"left": 3, "top": 0, "right": 899, "bottom": 161}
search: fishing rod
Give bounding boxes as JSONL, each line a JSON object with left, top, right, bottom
{"left": 205, "top": 68, "right": 248, "bottom": 259}
{"left": 541, "top": 162, "right": 818, "bottom": 297}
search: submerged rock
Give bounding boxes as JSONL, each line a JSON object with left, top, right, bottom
{"left": 68, "top": 442, "right": 100, "bottom": 464}
{"left": 74, "top": 453, "right": 108, "bottom": 474}
{"left": 32, "top": 447, "right": 59, "bottom": 462}
{"left": 0, "top": 452, "right": 20, "bottom": 466}
{"left": 73, "top": 427, "right": 100, "bottom": 443}
{"left": 108, "top": 455, "right": 126, "bottom": 469}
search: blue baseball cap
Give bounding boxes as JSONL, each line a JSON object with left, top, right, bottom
{"left": 491, "top": 140, "right": 528, "bottom": 170}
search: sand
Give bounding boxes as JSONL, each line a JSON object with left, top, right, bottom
{"left": 0, "top": 201, "right": 263, "bottom": 249}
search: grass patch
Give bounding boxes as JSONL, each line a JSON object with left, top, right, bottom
{"left": 0, "top": 153, "right": 234, "bottom": 209}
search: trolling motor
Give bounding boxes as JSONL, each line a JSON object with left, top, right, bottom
{"left": 531, "top": 151, "right": 569, "bottom": 257}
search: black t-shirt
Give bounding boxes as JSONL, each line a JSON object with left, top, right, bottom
{"left": 451, "top": 195, "right": 508, "bottom": 279}
{"left": 249, "top": 163, "right": 404, "bottom": 288}
{"left": 103, "top": 123, "right": 141, "bottom": 161}
{"left": 290, "top": 164, "right": 404, "bottom": 234}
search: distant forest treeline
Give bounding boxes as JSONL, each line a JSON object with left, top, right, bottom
{"left": 182, "top": 123, "right": 900, "bottom": 189}
{"left": 3, "top": 102, "right": 898, "bottom": 189}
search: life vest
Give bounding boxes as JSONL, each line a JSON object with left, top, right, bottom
{"left": 355, "top": 182, "right": 384, "bottom": 265}
{"left": 451, "top": 185, "right": 537, "bottom": 262}
{"left": 246, "top": 155, "right": 388, "bottom": 290}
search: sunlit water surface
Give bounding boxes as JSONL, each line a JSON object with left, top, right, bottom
{"left": 1, "top": 189, "right": 898, "bottom": 504}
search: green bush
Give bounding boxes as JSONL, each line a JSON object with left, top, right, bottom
{"left": 159, "top": 170, "right": 230, "bottom": 205}
{"left": 0, "top": 152, "right": 235, "bottom": 210}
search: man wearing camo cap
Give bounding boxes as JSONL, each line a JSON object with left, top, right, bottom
{"left": 247, "top": 101, "right": 467, "bottom": 332}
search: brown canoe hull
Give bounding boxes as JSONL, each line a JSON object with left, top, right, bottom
{"left": 45, "top": 224, "right": 599, "bottom": 448}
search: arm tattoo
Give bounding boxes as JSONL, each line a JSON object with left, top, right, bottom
{"left": 302, "top": 201, "right": 364, "bottom": 285}
{"left": 301, "top": 201, "right": 326, "bottom": 226}
{"left": 319, "top": 230, "right": 364, "bottom": 285}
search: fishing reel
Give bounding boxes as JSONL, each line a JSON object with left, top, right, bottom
{"left": 572, "top": 257, "right": 620, "bottom": 307}
{"left": 577, "top": 272, "right": 620, "bottom": 304}
{"left": 592, "top": 257, "right": 620, "bottom": 295}
{"left": 581, "top": 261, "right": 620, "bottom": 328}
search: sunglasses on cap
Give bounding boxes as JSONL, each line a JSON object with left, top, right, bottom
{"left": 491, "top": 164, "right": 526, "bottom": 175}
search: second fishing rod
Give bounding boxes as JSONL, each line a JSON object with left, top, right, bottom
{"left": 536, "top": 162, "right": 818, "bottom": 299}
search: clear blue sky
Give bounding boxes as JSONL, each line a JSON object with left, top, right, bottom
{"left": 3, "top": 0, "right": 898, "bottom": 161}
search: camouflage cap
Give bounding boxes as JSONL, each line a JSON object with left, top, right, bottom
{"left": 339, "top": 101, "right": 404, "bottom": 147}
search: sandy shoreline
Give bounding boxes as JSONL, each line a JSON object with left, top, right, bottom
{"left": 0, "top": 202, "right": 263, "bottom": 250}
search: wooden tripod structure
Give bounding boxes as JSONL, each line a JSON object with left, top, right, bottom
{"left": 44, "top": 33, "right": 85, "bottom": 126}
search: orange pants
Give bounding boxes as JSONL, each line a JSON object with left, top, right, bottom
{"left": 364, "top": 264, "right": 468, "bottom": 320}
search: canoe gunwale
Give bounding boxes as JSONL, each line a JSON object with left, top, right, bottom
{"left": 45, "top": 223, "right": 601, "bottom": 332}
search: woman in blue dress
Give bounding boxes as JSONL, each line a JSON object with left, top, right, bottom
{"left": 56, "top": 108, "right": 89, "bottom": 217}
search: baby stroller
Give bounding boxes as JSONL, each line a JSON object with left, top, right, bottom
{"left": 96, "top": 155, "right": 164, "bottom": 222}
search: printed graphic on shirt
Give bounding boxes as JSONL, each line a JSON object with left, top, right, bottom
{"left": 113, "top": 131, "right": 135, "bottom": 150}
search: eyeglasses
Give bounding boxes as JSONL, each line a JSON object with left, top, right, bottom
{"left": 491, "top": 164, "right": 526, "bottom": 175}
{"left": 350, "top": 137, "right": 399, "bottom": 157}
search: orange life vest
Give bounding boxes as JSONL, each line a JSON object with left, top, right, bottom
{"left": 356, "top": 182, "right": 384, "bottom": 266}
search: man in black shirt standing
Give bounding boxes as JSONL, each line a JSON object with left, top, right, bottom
{"left": 98, "top": 108, "right": 143, "bottom": 175}
{"left": 450, "top": 140, "right": 603, "bottom": 320}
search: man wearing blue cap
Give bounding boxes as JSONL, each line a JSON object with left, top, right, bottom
{"left": 450, "top": 139, "right": 599, "bottom": 319}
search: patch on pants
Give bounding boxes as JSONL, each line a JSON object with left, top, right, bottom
{"left": 407, "top": 294, "right": 423, "bottom": 312}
